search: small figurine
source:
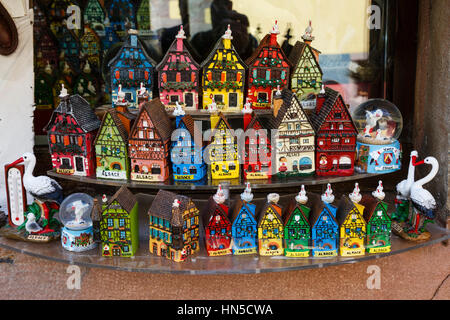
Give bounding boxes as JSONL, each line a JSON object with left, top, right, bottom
{"left": 59, "top": 193, "right": 97, "bottom": 252}
{"left": 321, "top": 183, "right": 335, "bottom": 204}
{"left": 230, "top": 183, "right": 258, "bottom": 255}
{"left": 393, "top": 151, "right": 418, "bottom": 222}
{"left": 353, "top": 99, "right": 403, "bottom": 174}
{"left": 136, "top": 82, "right": 150, "bottom": 109}
{"left": 372, "top": 181, "right": 385, "bottom": 201}
{"left": 258, "top": 193, "right": 284, "bottom": 256}
{"left": 283, "top": 185, "right": 312, "bottom": 257}
{"left": 208, "top": 98, "right": 218, "bottom": 113}
{"left": 349, "top": 183, "right": 362, "bottom": 204}
{"left": 148, "top": 190, "right": 200, "bottom": 262}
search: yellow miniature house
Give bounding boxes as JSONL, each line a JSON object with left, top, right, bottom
{"left": 201, "top": 25, "right": 246, "bottom": 111}
{"left": 208, "top": 113, "right": 240, "bottom": 180}
{"left": 258, "top": 193, "right": 284, "bottom": 256}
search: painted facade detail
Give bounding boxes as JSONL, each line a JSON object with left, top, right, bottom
{"left": 258, "top": 194, "right": 284, "bottom": 256}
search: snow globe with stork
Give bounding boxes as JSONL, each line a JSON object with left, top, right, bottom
{"left": 59, "top": 193, "right": 97, "bottom": 252}
{"left": 352, "top": 99, "right": 403, "bottom": 173}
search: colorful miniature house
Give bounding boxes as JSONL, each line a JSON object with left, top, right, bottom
{"left": 107, "top": 0, "right": 135, "bottom": 35}
{"left": 102, "top": 17, "right": 119, "bottom": 51}
{"left": 246, "top": 21, "right": 291, "bottom": 109}
{"left": 148, "top": 190, "right": 200, "bottom": 262}
{"left": 80, "top": 26, "right": 101, "bottom": 69}
{"left": 84, "top": 0, "right": 106, "bottom": 30}
{"left": 128, "top": 99, "right": 173, "bottom": 182}
{"left": 59, "top": 26, "right": 80, "bottom": 71}
{"left": 242, "top": 105, "right": 272, "bottom": 179}
{"left": 269, "top": 89, "right": 316, "bottom": 177}
{"left": 336, "top": 186, "right": 366, "bottom": 257}
{"left": 109, "top": 29, "right": 156, "bottom": 109}
{"left": 310, "top": 87, "right": 358, "bottom": 176}
{"left": 203, "top": 186, "right": 232, "bottom": 256}
{"left": 201, "top": 25, "right": 246, "bottom": 111}
{"left": 156, "top": 26, "right": 200, "bottom": 110}
{"left": 94, "top": 108, "right": 129, "bottom": 180}
{"left": 361, "top": 182, "right": 392, "bottom": 253}
{"left": 171, "top": 110, "right": 206, "bottom": 181}
{"left": 230, "top": 184, "right": 258, "bottom": 255}
{"left": 136, "top": 0, "right": 151, "bottom": 32}
{"left": 289, "top": 21, "right": 323, "bottom": 106}
{"left": 258, "top": 193, "right": 284, "bottom": 256}
{"left": 100, "top": 186, "right": 139, "bottom": 257}
{"left": 46, "top": 86, "right": 101, "bottom": 176}
{"left": 308, "top": 186, "right": 339, "bottom": 257}
{"left": 208, "top": 113, "right": 240, "bottom": 180}
{"left": 283, "top": 186, "right": 311, "bottom": 257}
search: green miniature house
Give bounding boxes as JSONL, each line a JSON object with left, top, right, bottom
{"left": 283, "top": 196, "right": 311, "bottom": 257}
{"left": 360, "top": 195, "right": 392, "bottom": 254}
{"left": 100, "top": 186, "right": 139, "bottom": 257}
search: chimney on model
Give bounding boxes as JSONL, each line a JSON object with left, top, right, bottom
{"left": 316, "top": 85, "right": 326, "bottom": 114}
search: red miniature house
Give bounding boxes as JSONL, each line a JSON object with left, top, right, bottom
{"left": 45, "top": 89, "right": 101, "bottom": 176}
{"left": 310, "top": 87, "right": 358, "bottom": 176}
{"left": 246, "top": 21, "right": 291, "bottom": 109}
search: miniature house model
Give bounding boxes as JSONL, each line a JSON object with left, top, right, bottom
{"left": 246, "top": 21, "right": 291, "bottom": 109}
{"left": 100, "top": 186, "right": 139, "bottom": 257}
{"left": 148, "top": 190, "right": 200, "bottom": 262}
{"left": 353, "top": 99, "right": 403, "bottom": 174}
{"left": 201, "top": 25, "right": 247, "bottom": 111}
{"left": 258, "top": 193, "right": 284, "bottom": 256}
{"left": 46, "top": 86, "right": 101, "bottom": 177}
{"left": 157, "top": 26, "right": 200, "bottom": 110}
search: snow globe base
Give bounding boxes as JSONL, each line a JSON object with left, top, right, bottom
{"left": 355, "top": 140, "right": 401, "bottom": 174}
{"left": 61, "top": 226, "right": 96, "bottom": 252}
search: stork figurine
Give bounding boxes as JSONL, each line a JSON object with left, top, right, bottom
{"left": 364, "top": 109, "right": 383, "bottom": 137}
{"left": 393, "top": 151, "right": 418, "bottom": 222}
{"left": 10, "top": 152, "right": 63, "bottom": 234}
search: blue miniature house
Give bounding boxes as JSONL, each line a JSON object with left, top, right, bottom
{"left": 108, "top": 29, "right": 155, "bottom": 109}
{"left": 230, "top": 196, "right": 258, "bottom": 255}
{"left": 171, "top": 114, "right": 207, "bottom": 182}
{"left": 107, "top": 0, "right": 135, "bottom": 35}
{"left": 308, "top": 194, "right": 339, "bottom": 257}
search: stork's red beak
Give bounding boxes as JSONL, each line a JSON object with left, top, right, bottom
{"left": 413, "top": 158, "right": 425, "bottom": 166}
{"left": 9, "top": 157, "right": 24, "bottom": 166}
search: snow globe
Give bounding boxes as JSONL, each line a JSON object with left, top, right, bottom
{"left": 59, "top": 193, "right": 97, "bottom": 252}
{"left": 352, "top": 99, "right": 403, "bottom": 173}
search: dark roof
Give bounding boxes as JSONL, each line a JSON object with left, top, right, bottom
{"left": 134, "top": 98, "right": 173, "bottom": 142}
{"left": 107, "top": 186, "right": 137, "bottom": 213}
{"left": 229, "top": 196, "right": 256, "bottom": 223}
{"left": 283, "top": 197, "right": 311, "bottom": 226}
{"left": 94, "top": 108, "right": 128, "bottom": 145}
{"left": 108, "top": 32, "right": 156, "bottom": 68}
{"left": 148, "top": 190, "right": 193, "bottom": 223}
{"left": 212, "top": 112, "right": 234, "bottom": 131}
{"left": 288, "top": 41, "right": 322, "bottom": 74}
{"left": 46, "top": 94, "right": 101, "bottom": 133}
{"left": 336, "top": 195, "right": 359, "bottom": 225}
{"left": 201, "top": 196, "right": 231, "bottom": 228}
{"left": 245, "top": 34, "right": 292, "bottom": 67}
{"left": 179, "top": 114, "right": 203, "bottom": 147}
{"left": 267, "top": 88, "right": 311, "bottom": 129}
{"left": 359, "top": 194, "right": 389, "bottom": 223}
{"left": 257, "top": 201, "right": 283, "bottom": 227}
{"left": 307, "top": 193, "right": 338, "bottom": 226}
{"left": 309, "top": 87, "right": 357, "bottom": 134}
{"left": 200, "top": 35, "right": 247, "bottom": 69}
{"left": 156, "top": 37, "right": 200, "bottom": 72}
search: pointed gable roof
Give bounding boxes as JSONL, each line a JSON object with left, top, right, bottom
{"left": 108, "top": 31, "right": 156, "bottom": 68}
{"left": 288, "top": 41, "right": 322, "bottom": 74}
{"left": 257, "top": 201, "right": 283, "bottom": 227}
{"left": 336, "top": 195, "right": 365, "bottom": 226}
{"left": 307, "top": 193, "right": 338, "bottom": 227}
{"left": 359, "top": 194, "right": 390, "bottom": 223}
{"left": 268, "top": 89, "right": 313, "bottom": 129}
{"left": 202, "top": 196, "right": 231, "bottom": 228}
{"left": 283, "top": 197, "right": 311, "bottom": 226}
{"left": 309, "top": 87, "right": 357, "bottom": 133}
{"left": 156, "top": 37, "right": 201, "bottom": 72}
{"left": 230, "top": 197, "right": 257, "bottom": 224}
{"left": 245, "top": 34, "right": 292, "bottom": 67}
{"left": 200, "top": 35, "right": 247, "bottom": 69}
{"left": 178, "top": 114, "right": 203, "bottom": 147}
{"left": 148, "top": 189, "right": 193, "bottom": 221}
{"left": 106, "top": 186, "right": 137, "bottom": 213}
{"left": 94, "top": 108, "right": 128, "bottom": 145}
{"left": 131, "top": 98, "right": 173, "bottom": 142}
{"left": 46, "top": 94, "right": 101, "bottom": 132}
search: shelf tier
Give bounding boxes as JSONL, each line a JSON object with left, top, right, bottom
{"left": 47, "top": 170, "right": 389, "bottom": 191}
{"left": 1, "top": 193, "right": 448, "bottom": 274}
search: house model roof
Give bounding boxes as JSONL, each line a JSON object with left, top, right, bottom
{"left": 105, "top": 186, "right": 137, "bottom": 213}
{"left": 156, "top": 34, "right": 201, "bottom": 72}
{"left": 200, "top": 32, "right": 247, "bottom": 69}
{"left": 359, "top": 194, "right": 389, "bottom": 223}
{"left": 94, "top": 108, "right": 129, "bottom": 145}
{"left": 336, "top": 195, "right": 365, "bottom": 226}
{"left": 133, "top": 98, "right": 173, "bottom": 142}
{"left": 267, "top": 88, "right": 312, "bottom": 129}
{"left": 307, "top": 193, "right": 338, "bottom": 227}
{"left": 46, "top": 94, "right": 101, "bottom": 133}
{"left": 288, "top": 41, "right": 322, "bottom": 73}
{"left": 283, "top": 196, "right": 311, "bottom": 226}
{"left": 108, "top": 31, "right": 156, "bottom": 68}
{"left": 229, "top": 196, "right": 257, "bottom": 223}
{"left": 245, "top": 33, "right": 292, "bottom": 68}
{"left": 202, "top": 196, "right": 230, "bottom": 228}
{"left": 148, "top": 190, "right": 193, "bottom": 224}
{"left": 257, "top": 200, "right": 283, "bottom": 227}
{"left": 178, "top": 114, "right": 203, "bottom": 147}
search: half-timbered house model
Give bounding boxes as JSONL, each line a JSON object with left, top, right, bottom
{"left": 308, "top": 186, "right": 339, "bottom": 257}
{"left": 269, "top": 89, "right": 315, "bottom": 177}
{"left": 46, "top": 86, "right": 101, "bottom": 176}
{"left": 246, "top": 21, "right": 291, "bottom": 109}
{"left": 109, "top": 29, "right": 156, "bottom": 109}
{"left": 202, "top": 25, "right": 246, "bottom": 111}
{"left": 203, "top": 186, "right": 233, "bottom": 256}
{"left": 243, "top": 110, "right": 272, "bottom": 179}
{"left": 310, "top": 87, "right": 358, "bottom": 176}
{"left": 283, "top": 186, "right": 312, "bottom": 257}
{"left": 107, "top": 0, "right": 135, "bottom": 36}
{"left": 289, "top": 21, "right": 323, "bottom": 111}
{"left": 209, "top": 113, "right": 240, "bottom": 180}
{"left": 84, "top": 0, "right": 106, "bottom": 31}
{"left": 230, "top": 184, "right": 258, "bottom": 255}
{"left": 258, "top": 193, "right": 284, "bottom": 256}
{"left": 171, "top": 109, "right": 207, "bottom": 181}
{"left": 157, "top": 26, "right": 201, "bottom": 111}
{"left": 129, "top": 99, "right": 173, "bottom": 182}
{"left": 360, "top": 181, "right": 392, "bottom": 253}
{"left": 100, "top": 186, "right": 139, "bottom": 257}
{"left": 148, "top": 190, "right": 200, "bottom": 262}
{"left": 80, "top": 26, "right": 101, "bottom": 69}
{"left": 336, "top": 185, "right": 366, "bottom": 257}
{"left": 94, "top": 108, "right": 129, "bottom": 180}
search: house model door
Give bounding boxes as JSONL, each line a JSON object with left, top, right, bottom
{"left": 75, "top": 156, "right": 85, "bottom": 174}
